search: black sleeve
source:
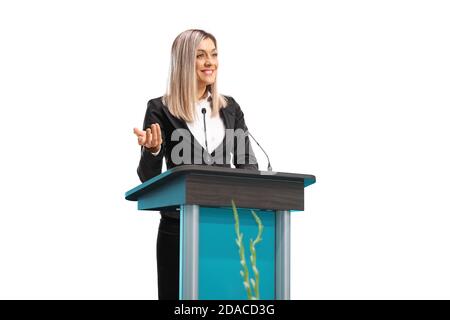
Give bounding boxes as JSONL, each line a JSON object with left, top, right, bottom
{"left": 137, "top": 99, "right": 166, "bottom": 182}
{"left": 231, "top": 98, "right": 259, "bottom": 171}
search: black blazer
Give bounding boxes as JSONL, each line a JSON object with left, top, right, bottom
{"left": 137, "top": 95, "right": 259, "bottom": 184}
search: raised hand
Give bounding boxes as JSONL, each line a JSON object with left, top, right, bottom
{"left": 133, "top": 123, "right": 162, "bottom": 153}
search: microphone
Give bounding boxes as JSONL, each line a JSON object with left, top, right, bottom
{"left": 201, "top": 108, "right": 212, "bottom": 165}
{"left": 202, "top": 107, "right": 271, "bottom": 170}
{"left": 246, "top": 130, "right": 273, "bottom": 171}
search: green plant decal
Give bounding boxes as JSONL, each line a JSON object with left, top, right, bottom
{"left": 231, "top": 199, "right": 264, "bottom": 300}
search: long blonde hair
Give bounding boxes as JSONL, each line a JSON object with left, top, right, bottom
{"left": 162, "top": 29, "right": 229, "bottom": 123}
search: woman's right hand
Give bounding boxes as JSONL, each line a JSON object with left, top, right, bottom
{"left": 133, "top": 123, "right": 163, "bottom": 153}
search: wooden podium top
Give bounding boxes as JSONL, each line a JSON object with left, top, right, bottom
{"left": 125, "top": 165, "right": 316, "bottom": 211}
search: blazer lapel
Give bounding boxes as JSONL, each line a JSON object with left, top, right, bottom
{"left": 220, "top": 104, "right": 235, "bottom": 130}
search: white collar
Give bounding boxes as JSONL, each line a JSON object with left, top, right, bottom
{"left": 197, "top": 90, "right": 211, "bottom": 104}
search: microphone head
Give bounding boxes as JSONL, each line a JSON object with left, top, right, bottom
{"left": 201, "top": 108, "right": 206, "bottom": 114}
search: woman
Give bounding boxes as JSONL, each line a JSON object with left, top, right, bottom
{"left": 132, "top": 29, "right": 259, "bottom": 300}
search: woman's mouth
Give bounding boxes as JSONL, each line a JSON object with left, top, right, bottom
{"left": 202, "top": 70, "right": 214, "bottom": 75}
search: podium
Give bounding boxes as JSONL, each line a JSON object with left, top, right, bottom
{"left": 125, "top": 165, "right": 316, "bottom": 300}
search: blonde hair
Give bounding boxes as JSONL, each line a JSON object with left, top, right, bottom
{"left": 162, "top": 29, "right": 229, "bottom": 123}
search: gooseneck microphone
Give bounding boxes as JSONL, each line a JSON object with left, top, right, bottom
{"left": 202, "top": 107, "right": 271, "bottom": 170}
{"left": 201, "top": 108, "right": 212, "bottom": 165}
{"left": 246, "top": 130, "right": 273, "bottom": 172}
{"left": 201, "top": 108, "right": 209, "bottom": 154}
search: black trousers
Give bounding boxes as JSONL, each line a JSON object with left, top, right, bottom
{"left": 156, "top": 215, "right": 180, "bottom": 300}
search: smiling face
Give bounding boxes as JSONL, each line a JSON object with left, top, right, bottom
{"left": 195, "top": 38, "right": 218, "bottom": 89}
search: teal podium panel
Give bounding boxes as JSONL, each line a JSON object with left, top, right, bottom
{"left": 195, "top": 206, "right": 275, "bottom": 300}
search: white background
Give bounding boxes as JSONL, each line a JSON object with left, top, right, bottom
{"left": 1, "top": 0, "right": 449, "bottom": 299}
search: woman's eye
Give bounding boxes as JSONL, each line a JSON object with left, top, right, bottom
{"left": 197, "top": 53, "right": 218, "bottom": 58}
